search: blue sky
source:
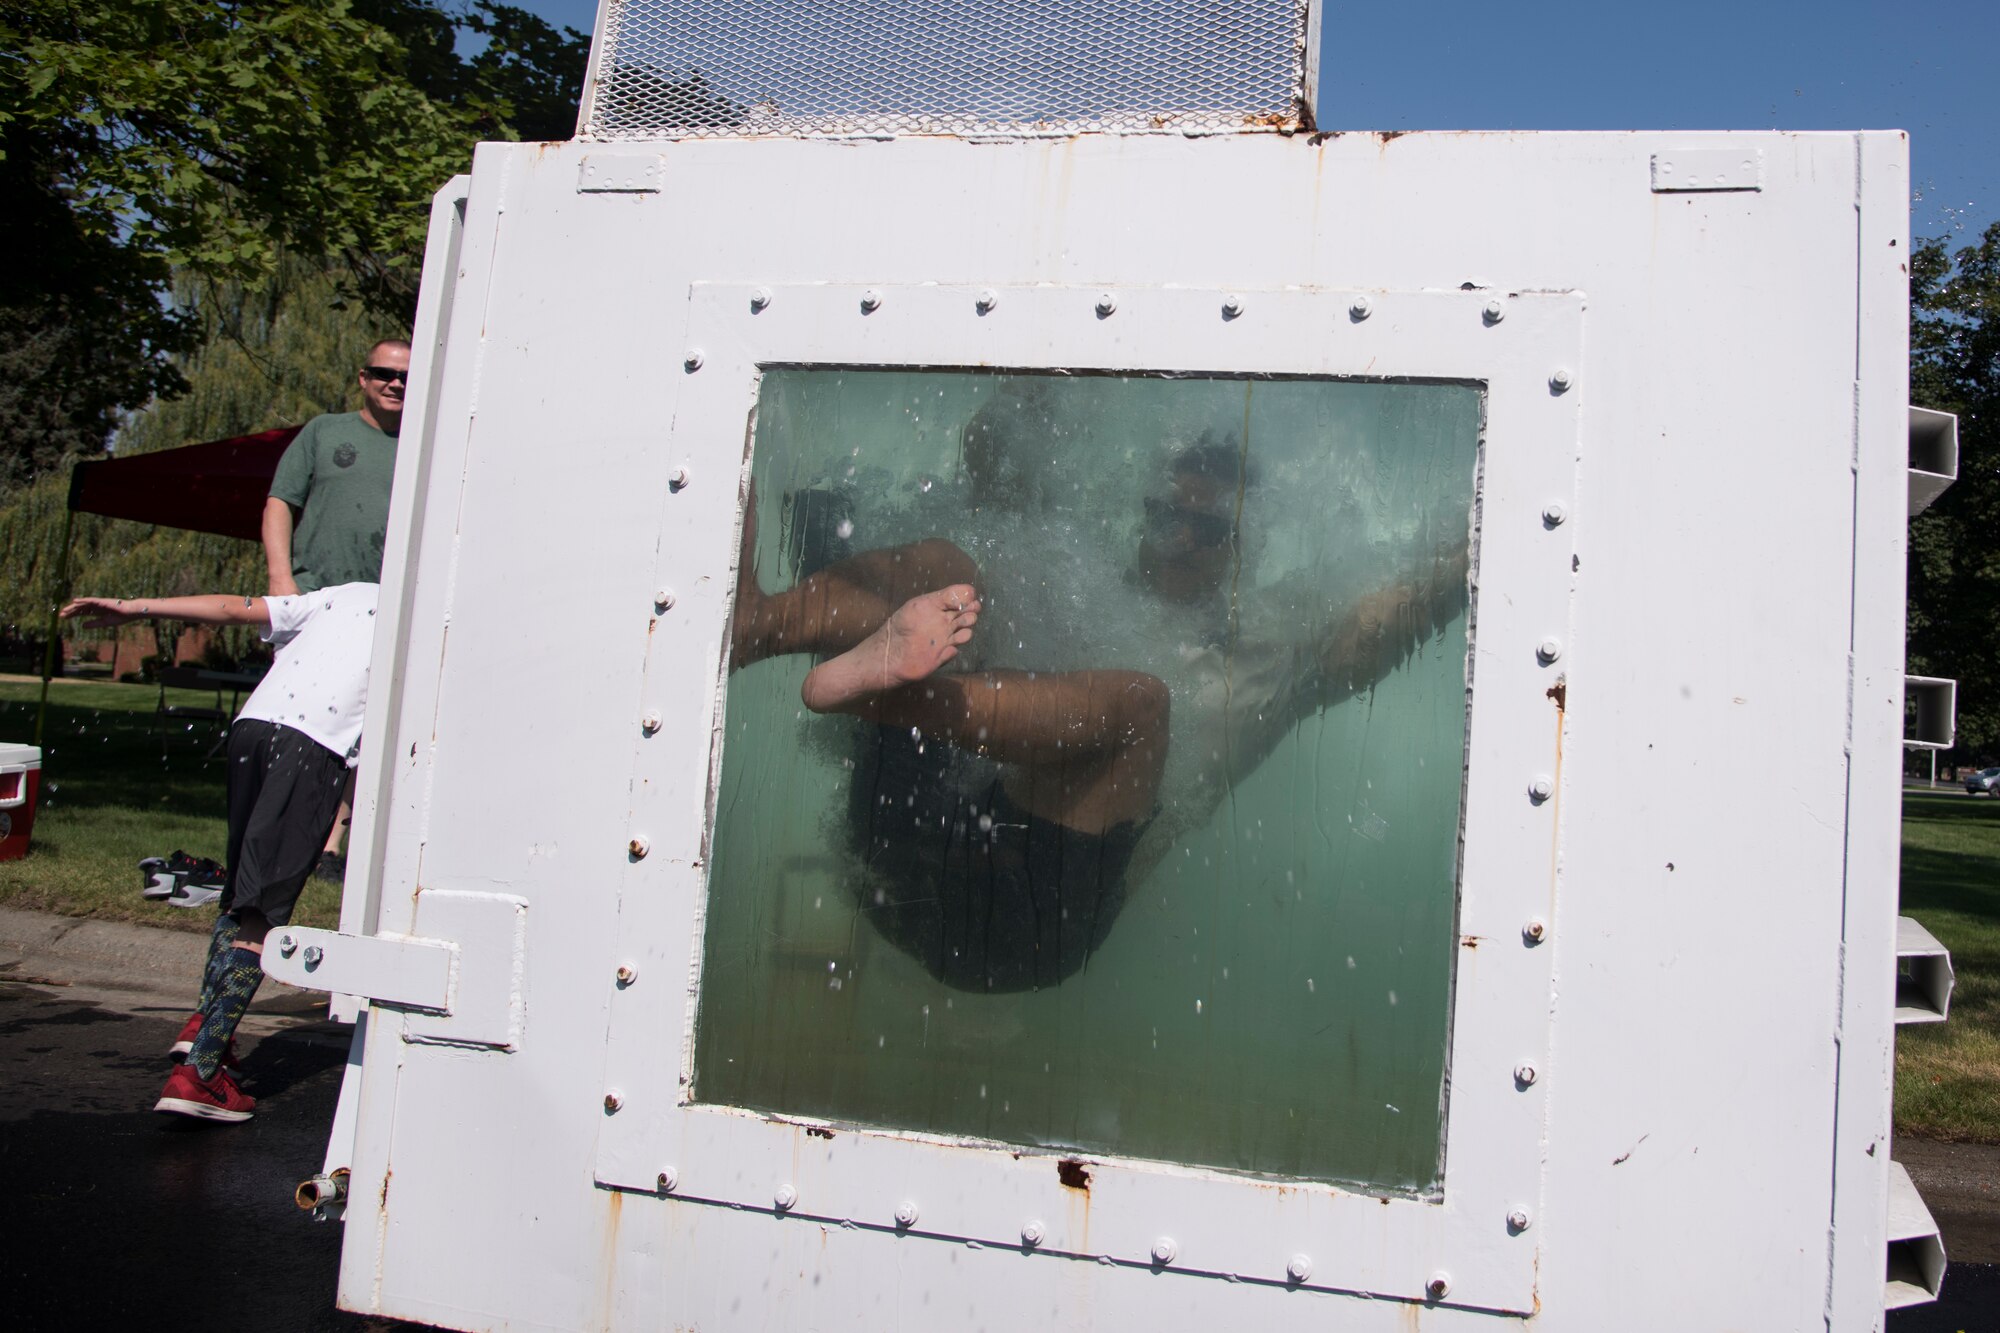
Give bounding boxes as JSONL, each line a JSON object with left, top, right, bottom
{"left": 521, "top": 1, "right": 1997, "bottom": 242}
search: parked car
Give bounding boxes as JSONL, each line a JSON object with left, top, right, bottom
{"left": 1966, "top": 766, "right": 2000, "bottom": 795}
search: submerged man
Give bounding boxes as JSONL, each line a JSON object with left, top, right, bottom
{"left": 731, "top": 444, "right": 1467, "bottom": 992}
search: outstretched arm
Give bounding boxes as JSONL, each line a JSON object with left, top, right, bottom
{"left": 61, "top": 594, "right": 272, "bottom": 631}
{"left": 1314, "top": 538, "right": 1471, "bottom": 704}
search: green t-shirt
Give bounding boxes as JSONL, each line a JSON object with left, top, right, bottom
{"left": 269, "top": 411, "right": 398, "bottom": 592}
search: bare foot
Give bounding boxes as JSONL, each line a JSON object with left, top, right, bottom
{"left": 802, "top": 584, "right": 980, "bottom": 713}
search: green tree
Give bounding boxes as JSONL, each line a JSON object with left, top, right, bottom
{"left": 0, "top": 260, "right": 389, "bottom": 661}
{"left": 1909, "top": 221, "right": 2000, "bottom": 763}
{"left": 0, "top": 0, "right": 587, "bottom": 489}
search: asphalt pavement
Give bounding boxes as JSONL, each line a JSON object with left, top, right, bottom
{"left": 1, "top": 907, "right": 1993, "bottom": 1330}
{"left": 0, "top": 981, "right": 425, "bottom": 1329}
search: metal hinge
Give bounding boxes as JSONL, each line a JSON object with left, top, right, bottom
{"left": 263, "top": 890, "right": 528, "bottom": 1050}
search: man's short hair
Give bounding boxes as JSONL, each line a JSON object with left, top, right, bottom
{"left": 1171, "top": 430, "right": 1256, "bottom": 487}
{"left": 365, "top": 337, "right": 412, "bottom": 362}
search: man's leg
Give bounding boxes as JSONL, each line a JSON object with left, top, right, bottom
{"left": 730, "top": 488, "right": 978, "bottom": 669}
{"left": 316, "top": 771, "right": 355, "bottom": 874}
{"left": 804, "top": 586, "right": 1169, "bottom": 834}
{"left": 168, "top": 912, "right": 243, "bottom": 1060}
{"left": 187, "top": 909, "right": 271, "bottom": 1081}
{"left": 160, "top": 721, "right": 345, "bottom": 1119}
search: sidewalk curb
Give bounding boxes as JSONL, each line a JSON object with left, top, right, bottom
{"left": 0, "top": 905, "right": 335, "bottom": 1035}
{"left": 0, "top": 905, "right": 206, "bottom": 993}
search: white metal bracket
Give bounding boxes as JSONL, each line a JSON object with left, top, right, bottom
{"left": 577, "top": 152, "right": 662, "bottom": 193}
{"left": 1903, "top": 676, "right": 1957, "bottom": 750}
{"left": 263, "top": 926, "right": 451, "bottom": 1008}
{"left": 1885, "top": 1160, "right": 1946, "bottom": 1308}
{"left": 1894, "top": 916, "right": 1955, "bottom": 1025}
{"left": 264, "top": 889, "right": 529, "bottom": 1050}
{"left": 1908, "top": 406, "right": 1958, "bottom": 516}
{"left": 1651, "top": 148, "right": 1763, "bottom": 192}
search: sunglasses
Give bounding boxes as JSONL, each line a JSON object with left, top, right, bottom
{"left": 362, "top": 366, "right": 408, "bottom": 384}
{"left": 1143, "top": 496, "right": 1235, "bottom": 549}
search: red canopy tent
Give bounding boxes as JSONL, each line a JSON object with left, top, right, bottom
{"left": 67, "top": 425, "right": 303, "bottom": 540}
{"left": 34, "top": 426, "right": 301, "bottom": 743}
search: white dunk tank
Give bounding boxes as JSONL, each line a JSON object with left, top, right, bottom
{"left": 262, "top": 2, "right": 1960, "bottom": 1328}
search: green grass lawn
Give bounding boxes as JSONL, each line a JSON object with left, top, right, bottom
{"left": 0, "top": 677, "right": 344, "bottom": 933}
{"left": 1894, "top": 788, "right": 2000, "bottom": 1142}
{"left": 2, "top": 677, "right": 1994, "bottom": 1138}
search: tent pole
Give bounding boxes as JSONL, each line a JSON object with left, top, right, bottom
{"left": 33, "top": 504, "right": 77, "bottom": 748}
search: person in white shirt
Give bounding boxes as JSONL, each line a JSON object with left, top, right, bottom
{"left": 62, "top": 583, "right": 379, "bottom": 1122}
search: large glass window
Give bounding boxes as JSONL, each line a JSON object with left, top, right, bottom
{"left": 694, "top": 368, "right": 1478, "bottom": 1195}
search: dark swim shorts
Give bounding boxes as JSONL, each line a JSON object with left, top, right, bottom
{"left": 845, "top": 723, "right": 1150, "bottom": 993}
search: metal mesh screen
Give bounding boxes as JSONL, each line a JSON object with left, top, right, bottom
{"left": 581, "top": 0, "right": 1313, "bottom": 140}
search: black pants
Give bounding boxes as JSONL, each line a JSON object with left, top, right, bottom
{"left": 221, "top": 719, "right": 348, "bottom": 927}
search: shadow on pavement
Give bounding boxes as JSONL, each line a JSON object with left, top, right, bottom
{"left": 0, "top": 985, "right": 427, "bottom": 1329}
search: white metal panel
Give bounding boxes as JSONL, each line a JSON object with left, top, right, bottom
{"left": 329, "top": 129, "right": 1912, "bottom": 1333}
{"left": 1825, "top": 126, "right": 1915, "bottom": 1333}
{"left": 590, "top": 280, "right": 1581, "bottom": 1312}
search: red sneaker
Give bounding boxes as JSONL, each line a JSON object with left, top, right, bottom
{"left": 154, "top": 1063, "right": 256, "bottom": 1122}
{"left": 167, "top": 1013, "right": 240, "bottom": 1071}
{"left": 167, "top": 1013, "right": 202, "bottom": 1058}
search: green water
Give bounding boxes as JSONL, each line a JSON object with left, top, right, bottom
{"left": 694, "top": 369, "right": 1478, "bottom": 1195}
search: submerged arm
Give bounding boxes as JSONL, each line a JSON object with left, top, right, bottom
{"left": 1312, "top": 539, "right": 1471, "bottom": 707}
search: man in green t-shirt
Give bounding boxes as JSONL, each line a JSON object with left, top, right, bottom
{"left": 263, "top": 338, "right": 408, "bottom": 595}
{"left": 261, "top": 337, "right": 407, "bottom": 882}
